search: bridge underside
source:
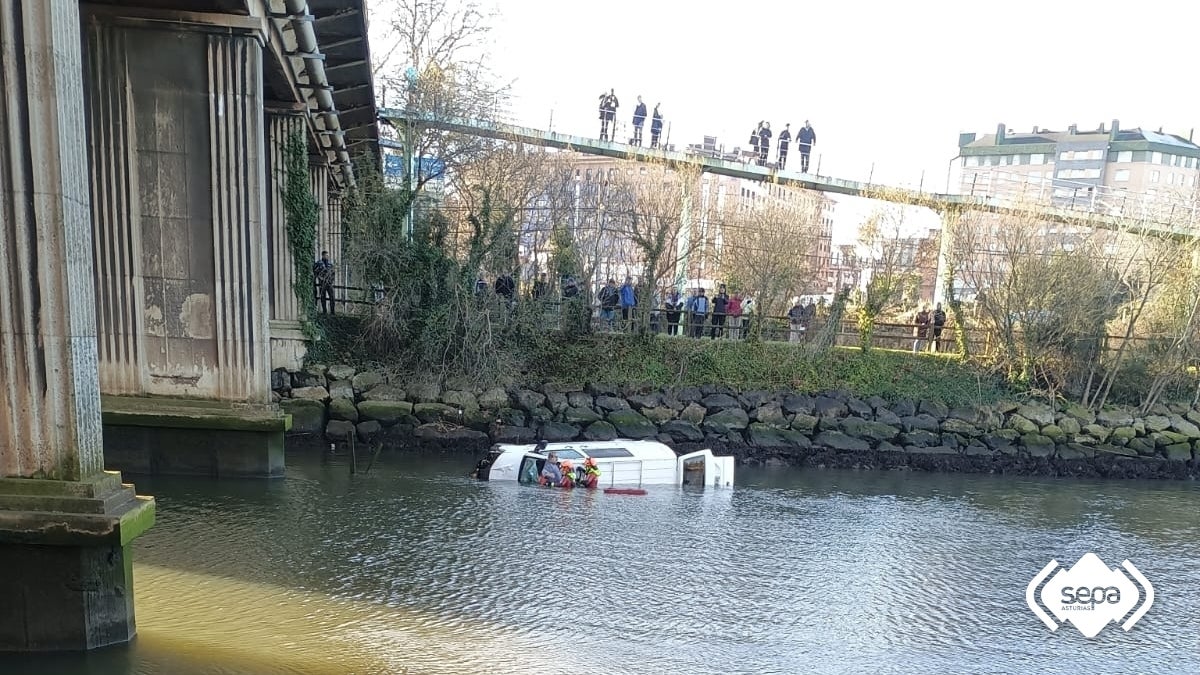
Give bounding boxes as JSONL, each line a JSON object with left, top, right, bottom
{"left": 0, "top": 0, "right": 375, "bottom": 652}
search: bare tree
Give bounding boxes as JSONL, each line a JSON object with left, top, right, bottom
{"left": 855, "top": 207, "right": 919, "bottom": 352}
{"left": 715, "top": 187, "right": 824, "bottom": 319}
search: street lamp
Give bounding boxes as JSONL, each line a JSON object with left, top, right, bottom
{"left": 944, "top": 153, "right": 961, "bottom": 194}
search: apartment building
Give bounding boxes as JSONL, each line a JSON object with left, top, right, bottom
{"left": 957, "top": 121, "right": 1200, "bottom": 214}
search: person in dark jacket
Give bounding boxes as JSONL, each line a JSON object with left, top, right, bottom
{"left": 777, "top": 123, "right": 791, "bottom": 169}
{"left": 494, "top": 273, "right": 515, "bottom": 302}
{"left": 758, "top": 122, "right": 772, "bottom": 165}
{"left": 649, "top": 105, "right": 664, "bottom": 148}
{"left": 710, "top": 284, "right": 730, "bottom": 338}
{"left": 797, "top": 120, "right": 816, "bottom": 173}
{"left": 664, "top": 290, "right": 683, "bottom": 336}
{"left": 749, "top": 122, "right": 762, "bottom": 162}
{"left": 690, "top": 288, "right": 709, "bottom": 338}
{"left": 632, "top": 96, "right": 647, "bottom": 146}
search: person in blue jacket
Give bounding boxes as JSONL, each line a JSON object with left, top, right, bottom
{"left": 619, "top": 276, "right": 638, "bottom": 330}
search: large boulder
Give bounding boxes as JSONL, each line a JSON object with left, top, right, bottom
{"left": 1016, "top": 404, "right": 1054, "bottom": 427}
{"left": 414, "top": 402, "right": 460, "bottom": 424}
{"left": 545, "top": 392, "right": 569, "bottom": 413}
{"left": 752, "top": 403, "right": 789, "bottom": 428}
{"left": 790, "top": 414, "right": 818, "bottom": 432}
{"left": 1062, "top": 403, "right": 1095, "bottom": 426}
{"left": 918, "top": 399, "right": 949, "bottom": 419}
{"left": 607, "top": 409, "right": 657, "bottom": 439}
{"left": 890, "top": 400, "right": 917, "bottom": 417}
{"left": 567, "top": 392, "right": 594, "bottom": 409}
{"left": 661, "top": 420, "right": 704, "bottom": 442}
{"left": 324, "top": 419, "right": 355, "bottom": 441}
{"left": 291, "top": 369, "right": 324, "bottom": 389}
{"left": 900, "top": 430, "right": 940, "bottom": 448}
{"left": 407, "top": 381, "right": 441, "bottom": 403}
{"left": 328, "top": 397, "right": 359, "bottom": 423}
{"left": 845, "top": 398, "right": 873, "bottom": 418}
{"left": 782, "top": 394, "right": 815, "bottom": 415}
{"left": 941, "top": 419, "right": 980, "bottom": 437}
{"left": 493, "top": 425, "right": 537, "bottom": 444}
{"left": 351, "top": 371, "right": 385, "bottom": 393}
{"left": 540, "top": 421, "right": 580, "bottom": 442}
{"left": 679, "top": 402, "right": 707, "bottom": 424}
{"left": 356, "top": 420, "right": 382, "bottom": 443}
{"left": 1020, "top": 434, "right": 1055, "bottom": 457}
{"left": 583, "top": 421, "right": 618, "bottom": 441}
{"left": 840, "top": 417, "right": 899, "bottom": 443}
{"left": 1096, "top": 408, "right": 1134, "bottom": 427}
{"left": 813, "top": 431, "right": 870, "bottom": 452}
{"left": 595, "top": 395, "right": 630, "bottom": 412}
{"left": 1057, "top": 417, "right": 1082, "bottom": 435}
{"left": 327, "top": 364, "right": 356, "bottom": 381}
{"left": 1005, "top": 414, "right": 1039, "bottom": 435}
{"left": 1170, "top": 416, "right": 1200, "bottom": 439}
{"left": 703, "top": 408, "right": 750, "bottom": 435}
{"left": 413, "top": 424, "right": 489, "bottom": 443}
{"left": 363, "top": 384, "right": 407, "bottom": 402}
{"left": 515, "top": 389, "right": 547, "bottom": 411}
{"left": 641, "top": 407, "right": 676, "bottom": 424}
{"left": 357, "top": 400, "right": 415, "bottom": 425}
{"left": 282, "top": 398, "right": 325, "bottom": 433}
{"left": 901, "top": 415, "right": 941, "bottom": 433}
{"left": 327, "top": 380, "right": 354, "bottom": 401}
{"left": 701, "top": 393, "right": 741, "bottom": 412}
{"left": 564, "top": 407, "right": 602, "bottom": 425}
{"left": 1143, "top": 415, "right": 1171, "bottom": 433}
{"left": 441, "top": 390, "right": 479, "bottom": 412}
{"left": 627, "top": 392, "right": 662, "bottom": 410}
{"left": 496, "top": 408, "right": 526, "bottom": 428}
{"left": 874, "top": 408, "right": 903, "bottom": 427}
{"left": 813, "top": 396, "right": 847, "bottom": 418}
{"left": 271, "top": 369, "right": 291, "bottom": 393}
{"left": 747, "top": 423, "right": 791, "bottom": 448}
{"left": 478, "top": 387, "right": 510, "bottom": 410}
{"left": 292, "top": 385, "right": 329, "bottom": 402}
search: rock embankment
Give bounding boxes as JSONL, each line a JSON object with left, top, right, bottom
{"left": 273, "top": 365, "right": 1200, "bottom": 480}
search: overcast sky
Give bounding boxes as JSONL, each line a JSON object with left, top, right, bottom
{"left": 372, "top": 0, "right": 1200, "bottom": 242}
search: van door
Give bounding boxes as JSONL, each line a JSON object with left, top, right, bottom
{"left": 675, "top": 450, "right": 735, "bottom": 488}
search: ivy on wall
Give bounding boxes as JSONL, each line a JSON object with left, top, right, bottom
{"left": 283, "top": 131, "right": 320, "bottom": 339}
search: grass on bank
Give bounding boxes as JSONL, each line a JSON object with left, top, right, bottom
{"left": 312, "top": 315, "right": 1009, "bottom": 408}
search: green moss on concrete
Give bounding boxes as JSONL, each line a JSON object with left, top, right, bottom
{"left": 119, "top": 497, "right": 156, "bottom": 546}
{"left": 102, "top": 396, "right": 289, "bottom": 432}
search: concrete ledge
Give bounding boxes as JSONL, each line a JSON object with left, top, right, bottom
{"left": 0, "top": 474, "right": 156, "bottom": 547}
{"left": 100, "top": 396, "right": 288, "bottom": 478}
{"left": 101, "top": 395, "right": 292, "bottom": 432}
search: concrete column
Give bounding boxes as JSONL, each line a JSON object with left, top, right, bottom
{"left": 83, "top": 13, "right": 286, "bottom": 477}
{"left": 267, "top": 111, "right": 307, "bottom": 370}
{"left": 329, "top": 192, "right": 346, "bottom": 306}
{"left": 310, "top": 161, "right": 331, "bottom": 261}
{"left": 0, "top": 0, "right": 154, "bottom": 650}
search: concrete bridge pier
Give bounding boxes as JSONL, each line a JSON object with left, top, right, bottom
{"left": 267, "top": 110, "right": 309, "bottom": 372}
{"left": 82, "top": 7, "right": 288, "bottom": 477}
{"left": 0, "top": 0, "right": 154, "bottom": 650}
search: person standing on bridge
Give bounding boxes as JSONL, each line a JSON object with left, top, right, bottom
{"left": 650, "top": 104, "right": 663, "bottom": 148}
{"left": 632, "top": 96, "right": 647, "bottom": 146}
{"left": 797, "top": 120, "right": 816, "bottom": 173}
{"left": 597, "top": 89, "right": 619, "bottom": 141}
{"left": 777, "top": 123, "right": 791, "bottom": 169}
{"left": 749, "top": 122, "right": 762, "bottom": 162}
{"left": 758, "top": 122, "right": 772, "bottom": 165}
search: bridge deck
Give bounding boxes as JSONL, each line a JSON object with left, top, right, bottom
{"left": 377, "top": 108, "right": 1195, "bottom": 238}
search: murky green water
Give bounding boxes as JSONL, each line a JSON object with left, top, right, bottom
{"left": 5, "top": 451, "right": 1200, "bottom": 674}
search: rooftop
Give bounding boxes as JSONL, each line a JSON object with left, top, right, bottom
{"left": 961, "top": 121, "right": 1200, "bottom": 155}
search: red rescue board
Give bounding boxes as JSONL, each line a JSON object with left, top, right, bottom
{"left": 604, "top": 488, "right": 647, "bottom": 496}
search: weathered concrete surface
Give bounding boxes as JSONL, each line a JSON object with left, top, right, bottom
{"left": 85, "top": 16, "right": 271, "bottom": 403}
{"left": 101, "top": 396, "right": 289, "bottom": 478}
{"left": 0, "top": 0, "right": 154, "bottom": 651}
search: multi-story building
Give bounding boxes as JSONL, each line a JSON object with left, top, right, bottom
{"left": 957, "top": 121, "right": 1200, "bottom": 216}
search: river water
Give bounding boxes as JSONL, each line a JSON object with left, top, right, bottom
{"left": 5, "top": 451, "right": 1200, "bottom": 674}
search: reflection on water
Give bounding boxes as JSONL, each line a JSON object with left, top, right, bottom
{"left": 5, "top": 452, "right": 1200, "bottom": 674}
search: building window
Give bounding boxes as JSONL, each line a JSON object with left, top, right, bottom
{"left": 1060, "top": 151, "right": 1072, "bottom": 160}
{"left": 1117, "top": 150, "right": 1132, "bottom": 163}
{"left": 1188, "top": 157, "right": 1196, "bottom": 169}
{"left": 1178, "top": 174, "right": 1186, "bottom": 186}
{"left": 1150, "top": 170, "right": 1160, "bottom": 183}
{"left": 1152, "top": 152, "right": 1163, "bottom": 164}
{"left": 1190, "top": 176, "right": 1197, "bottom": 186}
{"left": 965, "top": 156, "right": 979, "bottom": 167}
{"left": 1084, "top": 168, "right": 1101, "bottom": 179}
{"left": 1168, "top": 173, "right": 1174, "bottom": 185}
{"left": 1114, "top": 169, "right": 1130, "bottom": 182}
{"left": 1029, "top": 170, "right": 1041, "bottom": 180}
{"left": 1030, "top": 153, "right": 1044, "bottom": 165}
